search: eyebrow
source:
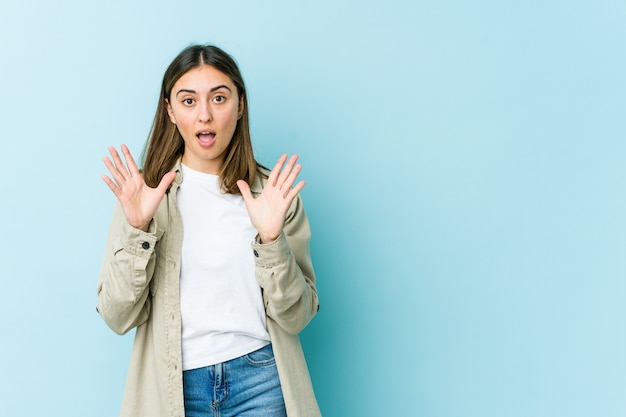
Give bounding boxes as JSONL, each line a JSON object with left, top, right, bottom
{"left": 175, "top": 85, "right": 232, "bottom": 97}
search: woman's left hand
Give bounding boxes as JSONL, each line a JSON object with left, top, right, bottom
{"left": 237, "top": 154, "right": 305, "bottom": 243}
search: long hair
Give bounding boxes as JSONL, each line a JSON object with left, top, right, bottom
{"left": 141, "top": 44, "right": 258, "bottom": 194}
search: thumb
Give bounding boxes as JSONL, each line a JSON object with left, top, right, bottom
{"left": 236, "top": 180, "right": 253, "bottom": 203}
{"left": 155, "top": 171, "right": 177, "bottom": 194}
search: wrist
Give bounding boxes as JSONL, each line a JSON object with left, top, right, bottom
{"left": 131, "top": 220, "right": 151, "bottom": 233}
{"left": 258, "top": 232, "right": 279, "bottom": 244}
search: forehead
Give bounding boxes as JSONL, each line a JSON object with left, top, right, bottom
{"left": 173, "top": 64, "right": 235, "bottom": 91}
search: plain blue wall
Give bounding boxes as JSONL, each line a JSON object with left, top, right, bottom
{"left": 1, "top": 1, "right": 625, "bottom": 416}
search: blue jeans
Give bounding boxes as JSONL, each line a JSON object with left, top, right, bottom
{"left": 183, "top": 344, "right": 287, "bottom": 417}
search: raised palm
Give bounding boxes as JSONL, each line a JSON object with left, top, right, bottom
{"left": 237, "top": 154, "right": 306, "bottom": 243}
{"left": 101, "top": 144, "right": 176, "bottom": 232}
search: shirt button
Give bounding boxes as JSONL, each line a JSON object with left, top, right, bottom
{"left": 253, "top": 250, "right": 259, "bottom": 257}
{"left": 142, "top": 241, "right": 150, "bottom": 250}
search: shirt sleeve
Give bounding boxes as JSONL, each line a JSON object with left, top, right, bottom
{"left": 96, "top": 202, "right": 162, "bottom": 335}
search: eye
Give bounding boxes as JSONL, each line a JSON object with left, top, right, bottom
{"left": 213, "top": 95, "right": 226, "bottom": 104}
{"left": 182, "top": 98, "right": 195, "bottom": 106}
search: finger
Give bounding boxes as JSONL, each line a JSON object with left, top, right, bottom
{"left": 120, "top": 144, "right": 140, "bottom": 177}
{"left": 236, "top": 180, "right": 253, "bottom": 203}
{"left": 280, "top": 163, "right": 302, "bottom": 196}
{"left": 103, "top": 156, "right": 127, "bottom": 187}
{"left": 108, "top": 146, "right": 131, "bottom": 179}
{"left": 286, "top": 180, "right": 306, "bottom": 202}
{"left": 276, "top": 155, "right": 299, "bottom": 189}
{"left": 267, "top": 154, "right": 288, "bottom": 186}
{"left": 155, "top": 171, "right": 177, "bottom": 195}
{"left": 101, "top": 174, "right": 121, "bottom": 197}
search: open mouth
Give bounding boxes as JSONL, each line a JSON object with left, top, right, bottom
{"left": 196, "top": 131, "right": 216, "bottom": 146}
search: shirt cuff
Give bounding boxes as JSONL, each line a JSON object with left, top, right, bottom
{"left": 251, "top": 232, "right": 290, "bottom": 267}
{"left": 118, "top": 218, "right": 158, "bottom": 257}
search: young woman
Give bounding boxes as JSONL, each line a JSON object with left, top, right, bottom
{"left": 97, "top": 44, "right": 321, "bottom": 417}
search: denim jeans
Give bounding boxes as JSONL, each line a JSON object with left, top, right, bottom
{"left": 183, "top": 344, "right": 287, "bottom": 417}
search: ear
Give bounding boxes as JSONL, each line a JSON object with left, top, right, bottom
{"left": 237, "top": 94, "right": 245, "bottom": 119}
{"left": 165, "top": 98, "right": 176, "bottom": 124}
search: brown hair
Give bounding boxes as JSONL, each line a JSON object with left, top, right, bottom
{"left": 141, "top": 44, "right": 259, "bottom": 193}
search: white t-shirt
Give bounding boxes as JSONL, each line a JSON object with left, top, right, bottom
{"left": 177, "top": 164, "right": 270, "bottom": 371}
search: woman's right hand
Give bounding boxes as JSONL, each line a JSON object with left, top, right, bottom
{"left": 101, "top": 144, "right": 176, "bottom": 232}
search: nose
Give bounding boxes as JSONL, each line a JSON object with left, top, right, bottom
{"left": 198, "top": 101, "right": 212, "bottom": 122}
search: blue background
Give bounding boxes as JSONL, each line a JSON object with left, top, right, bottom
{"left": 1, "top": 1, "right": 625, "bottom": 416}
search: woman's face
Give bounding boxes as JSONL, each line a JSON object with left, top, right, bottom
{"left": 166, "top": 64, "right": 243, "bottom": 174}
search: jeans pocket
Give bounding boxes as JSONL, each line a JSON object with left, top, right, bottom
{"left": 243, "top": 344, "right": 275, "bottom": 367}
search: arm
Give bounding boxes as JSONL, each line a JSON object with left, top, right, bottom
{"left": 237, "top": 154, "right": 318, "bottom": 335}
{"left": 96, "top": 202, "right": 161, "bottom": 335}
{"left": 97, "top": 145, "right": 174, "bottom": 334}
{"left": 252, "top": 194, "right": 319, "bottom": 334}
